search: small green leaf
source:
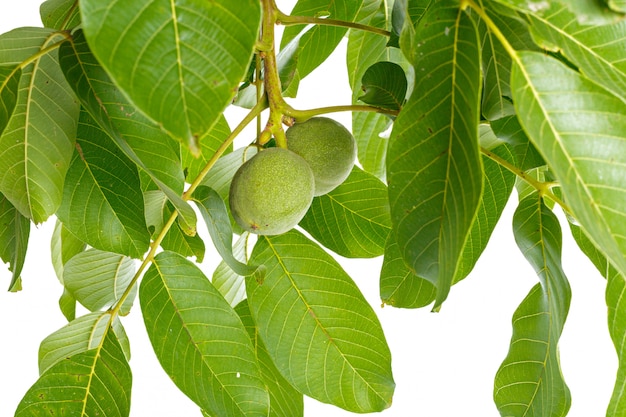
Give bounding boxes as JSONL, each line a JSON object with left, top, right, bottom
{"left": 0, "top": 28, "right": 79, "bottom": 223}
{"left": 63, "top": 248, "right": 135, "bottom": 312}
{"left": 236, "top": 300, "right": 304, "bottom": 417}
{"left": 387, "top": 1, "right": 483, "bottom": 307}
{"left": 0, "top": 192, "right": 29, "bottom": 291}
{"left": 359, "top": 61, "right": 407, "bottom": 111}
{"left": 213, "top": 233, "right": 249, "bottom": 307}
{"left": 18, "top": 327, "right": 131, "bottom": 417}
{"left": 193, "top": 186, "right": 264, "bottom": 280}
{"left": 380, "top": 236, "right": 436, "bottom": 308}
{"left": 57, "top": 109, "right": 150, "bottom": 258}
{"left": 38, "top": 311, "right": 130, "bottom": 374}
{"left": 247, "top": 230, "right": 395, "bottom": 413}
{"left": 511, "top": 51, "right": 626, "bottom": 278}
{"left": 491, "top": 116, "right": 545, "bottom": 171}
{"left": 300, "top": 166, "right": 391, "bottom": 258}
{"left": 50, "top": 219, "right": 85, "bottom": 283}
{"left": 59, "top": 30, "right": 196, "bottom": 235}
{"left": 80, "top": 0, "right": 261, "bottom": 151}
{"left": 58, "top": 288, "right": 76, "bottom": 321}
{"left": 494, "top": 194, "right": 571, "bottom": 417}
{"left": 0, "top": 65, "right": 20, "bottom": 137}
{"left": 140, "top": 251, "right": 270, "bottom": 417}
{"left": 40, "top": 0, "right": 81, "bottom": 29}
{"left": 181, "top": 116, "right": 231, "bottom": 183}
{"left": 202, "top": 147, "right": 258, "bottom": 201}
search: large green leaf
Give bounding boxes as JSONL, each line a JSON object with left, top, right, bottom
{"left": 57, "top": 109, "right": 150, "bottom": 258}
{"left": 38, "top": 311, "right": 130, "bottom": 374}
{"left": 63, "top": 248, "right": 136, "bottom": 312}
{"left": 17, "top": 328, "right": 131, "bottom": 417}
{"left": 58, "top": 31, "right": 197, "bottom": 235}
{"left": 0, "top": 28, "right": 79, "bottom": 223}
{"left": 494, "top": 194, "right": 571, "bottom": 417}
{"left": 0, "top": 65, "right": 20, "bottom": 137}
{"left": 387, "top": 1, "right": 483, "bottom": 307}
{"left": 140, "top": 251, "right": 269, "bottom": 417}
{"left": 359, "top": 61, "right": 408, "bottom": 111}
{"left": 511, "top": 51, "right": 626, "bottom": 278}
{"left": 0, "top": 192, "right": 29, "bottom": 291}
{"left": 570, "top": 225, "right": 626, "bottom": 416}
{"left": 299, "top": 166, "right": 391, "bottom": 258}
{"left": 40, "top": 0, "right": 81, "bottom": 30}
{"left": 525, "top": 3, "right": 626, "bottom": 103}
{"left": 247, "top": 230, "right": 395, "bottom": 413}
{"left": 236, "top": 300, "right": 304, "bottom": 417}
{"left": 280, "top": 0, "right": 364, "bottom": 83}
{"left": 79, "top": 0, "right": 260, "bottom": 151}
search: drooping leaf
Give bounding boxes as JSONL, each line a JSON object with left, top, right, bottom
{"left": 63, "top": 248, "right": 136, "bottom": 312}
{"left": 511, "top": 51, "right": 626, "bottom": 278}
{"left": 299, "top": 166, "right": 391, "bottom": 258}
{"left": 193, "top": 186, "right": 265, "bottom": 280}
{"left": 569, "top": 224, "right": 626, "bottom": 416}
{"left": 50, "top": 219, "right": 85, "bottom": 283}
{"left": 157, "top": 195, "right": 206, "bottom": 262}
{"left": 387, "top": 1, "right": 483, "bottom": 308}
{"left": 40, "top": 0, "right": 81, "bottom": 29}
{"left": 38, "top": 311, "right": 130, "bottom": 374}
{"left": 491, "top": 115, "right": 545, "bottom": 171}
{"left": 18, "top": 327, "right": 131, "bottom": 417}
{"left": 359, "top": 61, "right": 407, "bottom": 111}
{"left": 247, "top": 230, "right": 395, "bottom": 413}
{"left": 352, "top": 112, "right": 392, "bottom": 179}
{"left": 477, "top": 1, "right": 538, "bottom": 120}
{"left": 525, "top": 3, "right": 626, "bottom": 103}
{"left": 0, "top": 28, "right": 79, "bottom": 223}
{"left": 0, "top": 192, "right": 29, "bottom": 291}
{"left": 58, "top": 30, "right": 197, "bottom": 235}
{"left": 280, "top": 0, "right": 365, "bottom": 85}
{"left": 213, "top": 233, "right": 249, "bottom": 307}
{"left": 79, "top": 0, "right": 261, "bottom": 151}
{"left": 380, "top": 235, "right": 436, "bottom": 308}
{"left": 57, "top": 109, "right": 150, "bottom": 258}
{"left": 58, "top": 289, "right": 76, "bottom": 321}
{"left": 494, "top": 194, "right": 571, "bottom": 417}
{"left": 236, "top": 300, "right": 304, "bottom": 417}
{"left": 140, "top": 251, "right": 270, "bottom": 417}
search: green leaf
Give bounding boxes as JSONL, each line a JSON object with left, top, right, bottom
{"left": 494, "top": 194, "right": 571, "bottom": 417}
{"left": 570, "top": 224, "right": 626, "bottom": 416}
{"left": 0, "top": 192, "right": 29, "bottom": 291}
{"left": 193, "top": 186, "right": 264, "bottom": 280}
{"left": 57, "top": 109, "right": 150, "bottom": 258}
{"left": 280, "top": 0, "right": 364, "bottom": 83}
{"left": 236, "top": 300, "right": 304, "bottom": 417}
{"left": 478, "top": 2, "right": 538, "bottom": 120}
{"left": 387, "top": 1, "right": 483, "bottom": 308}
{"left": 63, "top": 248, "right": 136, "bottom": 312}
{"left": 493, "top": 0, "right": 622, "bottom": 24}
{"left": 0, "top": 65, "right": 20, "bottom": 137}
{"left": 0, "top": 28, "right": 79, "bottom": 223}
{"left": 213, "top": 233, "right": 249, "bottom": 307}
{"left": 202, "top": 147, "right": 258, "bottom": 201}
{"left": 525, "top": 3, "right": 626, "bottom": 103}
{"left": 511, "top": 51, "right": 626, "bottom": 278}
{"left": 40, "top": 0, "right": 81, "bottom": 30}
{"left": 140, "top": 251, "right": 270, "bottom": 417}
{"left": 380, "top": 235, "right": 436, "bottom": 308}
{"left": 38, "top": 311, "right": 130, "bottom": 374}
{"left": 608, "top": 0, "right": 626, "bottom": 12}
{"left": 299, "top": 166, "right": 391, "bottom": 258}
{"left": 79, "top": 0, "right": 261, "bottom": 151}
{"left": 491, "top": 115, "right": 545, "bottom": 171}
{"left": 359, "top": 61, "right": 407, "bottom": 111}
{"left": 50, "top": 218, "right": 86, "bottom": 283}
{"left": 58, "top": 30, "right": 197, "bottom": 235}
{"left": 18, "top": 327, "right": 131, "bottom": 417}
{"left": 58, "top": 288, "right": 76, "bottom": 321}
{"left": 181, "top": 115, "right": 231, "bottom": 183}
{"left": 352, "top": 112, "right": 391, "bottom": 179}
{"left": 247, "top": 230, "right": 395, "bottom": 413}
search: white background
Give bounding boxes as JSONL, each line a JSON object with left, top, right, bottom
{"left": 0, "top": 1, "right": 618, "bottom": 416}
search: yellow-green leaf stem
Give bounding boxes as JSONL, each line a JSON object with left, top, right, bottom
{"left": 276, "top": 8, "right": 391, "bottom": 38}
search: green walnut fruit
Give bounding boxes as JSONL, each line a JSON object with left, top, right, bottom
{"left": 286, "top": 117, "right": 357, "bottom": 196}
{"left": 229, "top": 147, "right": 315, "bottom": 235}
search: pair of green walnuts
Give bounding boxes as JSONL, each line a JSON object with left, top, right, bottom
{"left": 229, "top": 117, "right": 357, "bottom": 235}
